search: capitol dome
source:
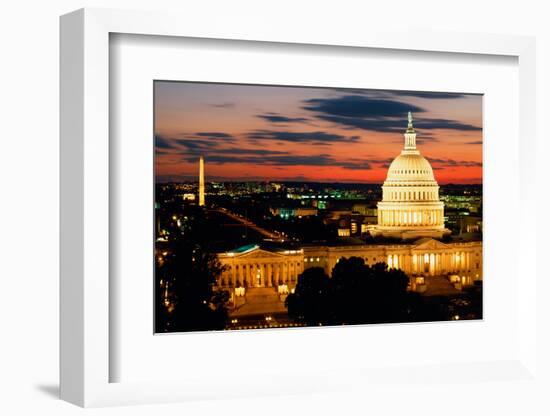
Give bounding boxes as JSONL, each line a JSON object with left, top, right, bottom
{"left": 369, "top": 112, "right": 451, "bottom": 240}
{"left": 385, "top": 153, "right": 435, "bottom": 183}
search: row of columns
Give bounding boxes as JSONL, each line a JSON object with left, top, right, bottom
{"left": 219, "top": 261, "right": 303, "bottom": 288}
{"left": 380, "top": 209, "right": 443, "bottom": 227}
{"left": 323, "top": 251, "right": 474, "bottom": 277}
{"left": 389, "top": 251, "right": 472, "bottom": 276}
{"left": 385, "top": 189, "right": 438, "bottom": 201}
{"left": 219, "top": 250, "right": 479, "bottom": 287}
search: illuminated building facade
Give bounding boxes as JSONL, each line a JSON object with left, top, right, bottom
{"left": 368, "top": 112, "right": 451, "bottom": 240}
{"left": 301, "top": 239, "right": 482, "bottom": 291}
{"left": 270, "top": 207, "right": 319, "bottom": 219}
{"left": 218, "top": 239, "right": 482, "bottom": 296}
{"left": 217, "top": 244, "right": 304, "bottom": 288}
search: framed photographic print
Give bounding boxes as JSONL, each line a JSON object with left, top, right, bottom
{"left": 153, "top": 81, "right": 483, "bottom": 334}
{"left": 60, "top": 8, "right": 540, "bottom": 409}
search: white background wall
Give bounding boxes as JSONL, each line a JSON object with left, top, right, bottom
{"left": 0, "top": 1, "right": 548, "bottom": 415}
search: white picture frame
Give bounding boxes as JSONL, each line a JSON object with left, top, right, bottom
{"left": 60, "top": 7, "right": 538, "bottom": 408}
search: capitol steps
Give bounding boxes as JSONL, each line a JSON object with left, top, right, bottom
{"left": 423, "top": 276, "right": 461, "bottom": 296}
{"left": 230, "top": 287, "right": 287, "bottom": 317}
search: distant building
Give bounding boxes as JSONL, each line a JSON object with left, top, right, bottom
{"left": 458, "top": 215, "right": 482, "bottom": 234}
{"left": 326, "top": 213, "right": 376, "bottom": 237}
{"left": 351, "top": 203, "right": 377, "bottom": 216}
{"left": 337, "top": 228, "right": 351, "bottom": 237}
{"left": 441, "top": 194, "right": 482, "bottom": 214}
{"left": 270, "top": 207, "right": 318, "bottom": 219}
{"left": 270, "top": 182, "right": 283, "bottom": 192}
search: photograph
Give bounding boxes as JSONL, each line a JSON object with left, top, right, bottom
{"left": 154, "top": 81, "right": 483, "bottom": 333}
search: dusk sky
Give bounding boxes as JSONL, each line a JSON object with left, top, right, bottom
{"left": 154, "top": 82, "right": 482, "bottom": 184}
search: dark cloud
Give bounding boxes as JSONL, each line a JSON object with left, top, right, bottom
{"left": 388, "top": 91, "right": 469, "bottom": 100}
{"left": 303, "top": 95, "right": 481, "bottom": 133}
{"left": 464, "top": 140, "right": 483, "bottom": 145}
{"left": 195, "top": 132, "right": 234, "bottom": 139}
{"left": 326, "top": 89, "right": 472, "bottom": 101}
{"left": 247, "top": 130, "right": 360, "bottom": 144}
{"left": 209, "top": 148, "right": 289, "bottom": 156}
{"left": 158, "top": 128, "right": 373, "bottom": 171}
{"left": 177, "top": 140, "right": 220, "bottom": 152}
{"left": 303, "top": 95, "right": 424, "bottom": 119}
{"left": 426, "top": 157, "right": 482, "bottom": 168}
{"left": 156, "top": 131, "right": 237, "bottom": 154}
{"left": 181, "top": 152, "right": 370, "bottom": 170}
{"left": 413, "top": 119, "right": 481, "bottom": 131}
{"left": 257, "top": 113, "right": 309, "bottom": 124}
{"left": 313, "top": 113, "right": 480, "bottom": 134}
{"left": 155, "top": 135, "right": 178, "bottom": 149}
{"left": 155, "top": 149, "right": 174, "bottom": 156}
{"left": 368, "top": 157, "right": 395, "bottom": 165}
{"left": 313, "top": 115, "right": 402, "bottom": 132}
{"left": 176, "top": 142, "right": 292, "bottom": 158}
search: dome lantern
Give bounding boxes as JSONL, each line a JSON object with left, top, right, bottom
{"left": 404, "top": 111, "right": 417, "bottom": 151}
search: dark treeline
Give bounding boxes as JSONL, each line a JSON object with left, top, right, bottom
{"left": 155, "top": 207, "right": 230, "bottom": 333}
{"left": 286, "top": 258, "right": 449, "bottom": 326}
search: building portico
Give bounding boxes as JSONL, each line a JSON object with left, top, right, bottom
{"left": 217, "top": 245, "right": 303, "bottom": 289}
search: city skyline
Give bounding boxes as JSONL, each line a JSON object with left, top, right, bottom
{"left": 155, "top": 81, "right": 482, "bottom": 184}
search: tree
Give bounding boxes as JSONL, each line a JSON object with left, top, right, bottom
{"left": 286, "top": 267, "right": 332, "bottom": 325}
{"left": 287, "top": 257, "right": 426, "bottom": 326}
{"left": 156, "top": 207, "right": 230, "bottom": 332}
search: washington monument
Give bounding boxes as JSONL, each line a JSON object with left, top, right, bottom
{"left": 199, "top": 155, "right": 205, "bottom": 206}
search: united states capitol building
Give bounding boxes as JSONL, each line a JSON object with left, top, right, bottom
{"left": 215, "top": 113, "right": 482, "bottom": 315}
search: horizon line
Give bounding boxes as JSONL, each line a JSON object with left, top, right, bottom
{"left": 155, "top": 179, "right": 483, "bottom": 185}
